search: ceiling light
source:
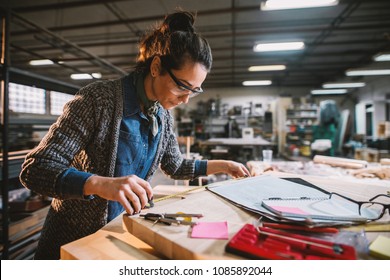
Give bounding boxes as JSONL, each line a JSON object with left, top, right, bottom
{"left": 311, "top": 89, "right": 348, "bottom": 95}
{"left": 373, "top": 53, "right": 390, "bottom": 62}
{"left": 70, "top": 73, "right": 102, "bottom": 80}
{"left": 29, "top": 59, "right": 54, "bottom": 66}
{"left": 71, "top": 73, "right": 93, "bottom": 80}
{"left": 91, "top": 73, "right": 102, "bottom": 79}
{"left": 261, "top": 0, "right": 339, "bottom": 11}
{"left": 254, "top": 41, "right": 305, "bottom": 52}
{"left": 243, "top": 80, "right": 272, "bottom": 86}
{"left": 346, "top": 69, "right": 390, "bottom": 76}
{"left": 248, "top": 65, "right": 286, "bottom": 71}
{"left": 322, "top": 82, "right": 366, "bottom": 88}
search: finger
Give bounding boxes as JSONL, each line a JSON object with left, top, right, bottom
{"left": 134, "top": 177, "right": 154, "bottom": 201}
{"left": 118, "top": 191, "right": 135, "bottom": 215}
{"left": 130, "top": 183, "right": 149, "bottom": 209}
{"left": 123, "top": 190, "right": 142, "bottom": 214}
{"left": 123, "top": 175, "right": 152, "bottom": 210}
{"left": 234, "top": 164, "right": 250, "bottom": 178}
{"left": 242, "top": 166, "right": 251, "bottom": 177}
{"left": 229, "top": 165, "right": 241, "bottom": 178}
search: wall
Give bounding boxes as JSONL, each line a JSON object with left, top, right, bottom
{"left": 352, "top": 76, "right": 390, "bottom": 139}
{"left": 354, "top": 76, "right": 389, "bottom": 102}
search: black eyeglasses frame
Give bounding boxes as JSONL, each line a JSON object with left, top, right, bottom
{"left": 165, "top": 68, "right": 204, "bottom": 98}
{"left": 329, "top": 192, "right": 390, "bottom": 221}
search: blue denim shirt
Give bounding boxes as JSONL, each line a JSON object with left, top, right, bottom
{"left": 56, "top": 73, "right": 207, "bottom": 223}
{"left": 107, "top": 74, "right": 163, "bottom": 221}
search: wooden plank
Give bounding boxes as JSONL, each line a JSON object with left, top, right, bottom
{"left": 61, "top": 231, "right": 161, "bottom": 260}
{"left": 61, "top": 212, "right": 164, "bottom": 260}
{"left": 8, "top": 205, "right": 49, "bottom": 238}
{"left": 313, "top": 155, "right": 368, "bottom": 169}
{"left": 9, "top": 220, "right": 44, "bottom": 244}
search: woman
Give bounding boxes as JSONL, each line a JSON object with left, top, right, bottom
{"left": 20, "top": 10, "right": 250, "bottom": 259}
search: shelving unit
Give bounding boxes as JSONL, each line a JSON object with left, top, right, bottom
{"left": 281, "top": 102, "right": 319, "bottom": 158}
{"left": 175, "top": 113, "right": 269, "bottom": 163}
{"left": 0, "top": 8, "right": 79, "bottom": 259}
{"left": 1, "top": 103, "right": 61, "bottom": 260}
{"left": 2, "top": 203, "right": 50, "bottom": 260}
{"left": 178, "top": 114, "right": 266, "bottom": 140}
{"left": 1, "top": 8, "right": 12, "bottom": 260}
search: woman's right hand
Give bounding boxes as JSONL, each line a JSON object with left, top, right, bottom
{"left": 83, "top": 175, "right": 153, "bottom": 215}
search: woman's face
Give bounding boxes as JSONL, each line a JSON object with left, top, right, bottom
{"left": 148, "top": 58, "right": 208, "bottom": 110}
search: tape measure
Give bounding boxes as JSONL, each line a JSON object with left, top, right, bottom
{"left": 147, "top": 176, "right": 248, "bottom": 207}
{"left": 147, "top": 184, "right": 208, "bottom": 208}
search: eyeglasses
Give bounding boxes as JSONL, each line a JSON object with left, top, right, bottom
{"left": 165, "top": 68, "right": 204, "bottom": 98}
{"left": 329, "top": 192, "right": 390, "bottom": 221}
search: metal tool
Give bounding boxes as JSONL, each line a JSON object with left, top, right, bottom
{"left": 140, "top": 213, "right": 203, "bottom": 226}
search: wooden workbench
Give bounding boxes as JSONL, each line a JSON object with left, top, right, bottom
{"left": 61, "top": 172, "right": 390, "bottom": 260}
{"left": 60, "top": 212, "right": 163, "bottom": 260}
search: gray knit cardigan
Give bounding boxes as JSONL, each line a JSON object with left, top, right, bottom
{"left": 19, "top": 75, "right": 197, "bottom": 259}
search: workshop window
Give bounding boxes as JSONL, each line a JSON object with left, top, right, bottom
{"left": 9, "top": 83, "right": 46, "bottom": 114}
{"left": 50, "top": 91, "right": 73, "bottom": 115}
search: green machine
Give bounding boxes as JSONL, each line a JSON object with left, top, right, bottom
{"left": 312, "top": 100, "right": 340, "bottom": 157}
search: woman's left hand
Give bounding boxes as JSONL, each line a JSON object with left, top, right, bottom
{"left": 207, "top": 160, "right": 251, "bottom": 178}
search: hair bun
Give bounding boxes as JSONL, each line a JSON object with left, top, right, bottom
{"left": 163, "top": 11, "right": 195, "bottom": 33}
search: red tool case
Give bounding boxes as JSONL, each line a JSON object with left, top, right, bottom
{"left": 226, "top": 224, "right": 357, "bottom": 260}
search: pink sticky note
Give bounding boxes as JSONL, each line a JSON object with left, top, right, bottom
{"left": 191, "top": 221, "right": 229, "bottom": 239}
{"left": 272, "top": 206, "right": 309, "bottom": 215}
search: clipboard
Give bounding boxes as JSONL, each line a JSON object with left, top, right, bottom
{"left": 206, "top": 175, "right": 337, "bottom": 224}
{"left": 206, "top": 175, "right": 372, "bottom": 225}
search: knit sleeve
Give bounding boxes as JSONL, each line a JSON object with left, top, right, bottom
{"left": 19, "top": 83, "right": 100, "bottom": 199}
{"left": 159, "top": 112, "right": 197, "bottom": 180}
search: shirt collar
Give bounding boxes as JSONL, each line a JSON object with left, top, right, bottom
{"left": 123, "top": 72, "right": 162, "bottom": 118}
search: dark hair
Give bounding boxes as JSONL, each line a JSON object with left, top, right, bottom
{"left": 135, "top": 10, "right": 212, "bottom": 74}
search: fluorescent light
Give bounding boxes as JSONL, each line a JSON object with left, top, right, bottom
{"left": 373, "top": 53, "right": 390, "bottom": 62}
{"left": 243, "top": 80, "right": 272, "bottom": 86}
{"left": 311, "top": 89, "right": 348, "bottom": 95}
{"left": 71, "top": 73, "right": 93, "bottom": 80}
{"left": 346, "top": 69, "right": 390, "bottom": 76}
{"left": 248, "top": 65, "right": 286, "bottom": 71}
{"left": 70, "top": 73, "right": 102, "bottom": 80}
{"left": 261, "top": 0, "right": 338, "bottom": 10}
{"left": 322, "top": 82, "right": 366, "bottom": 88}
{"left": 29, "top": 59, "right": 54, "bottom": 66}
{"left": 91, "top": 73, "right": 102, "bottom": 79}
{"left": 254, "top": 41, "right": 305, "bottom": 52}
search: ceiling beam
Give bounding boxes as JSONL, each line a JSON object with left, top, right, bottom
{"left": 12, "top": 0, "right": 133, "bottom": 13}
{"left": 11, "top": 11, "right": 127, "bottom": 76}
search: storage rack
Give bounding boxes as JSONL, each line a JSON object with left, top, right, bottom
{"left": 284, "top": 105, "right": 318, "bottom": 157}
{"left": 0, "top": 8, "right": 80, "bottom": 259}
